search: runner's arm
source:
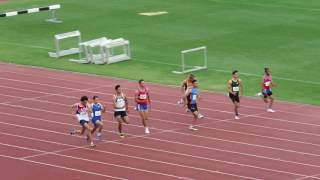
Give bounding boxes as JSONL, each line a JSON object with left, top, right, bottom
{"left": 87, "top": 103, "right": 92, "bottom": 113}
{"left": 124, "top": 95, "right": 129, "bottom": 111}
{"left": 71, "top": 104, "right": 77, "bottom": 115}
{"left": 101, "top": 103, "right": 106, "bottom": 113}
{"left": 227, "top": 80, "right": 233, "bottom": 94}
{"left": 239, "top": 79, "right": 244, "bottom": 96}
{"left": 181, "top": 80, "right": 187, "bottom": 94}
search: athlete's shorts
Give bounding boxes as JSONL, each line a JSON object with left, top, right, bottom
{"left": 136, "top": 104, "right": 148, "bottom": 111}
{"left": 91, "top": 117, "right": 102, "bottom": 127}
{"left": 229, "top": 93, "right": 240, "bottom": 103}
{"left": 188, "top": 103, "right": 198, "bottom": 113}
{"left": 79, "top": 120, "right": 89, "bottom": 127}
{"left": 263, "top": 89, "right": 273, "bottom": 98}
{"left": 114, "top": 111, "right": 127, "bottom": 118}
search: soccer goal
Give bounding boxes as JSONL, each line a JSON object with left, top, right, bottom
{"left": 172, "top": 46, "right": 208, "bottom": 74}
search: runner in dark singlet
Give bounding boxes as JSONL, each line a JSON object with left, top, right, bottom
{"left": 227, "top": 70, "right": 243, "bottom": 120}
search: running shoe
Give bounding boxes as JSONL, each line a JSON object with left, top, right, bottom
{"left": 189, "top": 125, "right": 198, "bottom": 131}
{"left": 120, "top": 133, "right": 125, "bottom": 138}
{"left": 90, "top": 142, "right": 96, "bottom": 147}
{"left": 267, "top": 108, "right": 276, "bottom": 113}
{"left": 145, "top": 127, "right": 150, "bottom": 134}
{"left": 96, "top": 133, "right": 102, "bottom": 141}
{"left": 69, "top": 129, "right": 76, "bottom": 135}
{"left": 198, "top": 113, "right": 204, "bottom": 119}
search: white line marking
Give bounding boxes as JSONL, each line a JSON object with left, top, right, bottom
{"left": 2, "top": 62, "right": 319, "bottom": 109}
{"left": 1, "top": 96, "right": 320, "bottom": 156}
{"left": 295, "top": 174, "right": 320, "bottom": 180}
{"left": 210, "top": 0, "right": 320, "bottom": 12}
{"left": 0, "top": 70, "right": 317, "bottom": 119}
{"left": 2, "top": 117, "right": 320, "bottom": 173}
{"left": 2, "top": 96, "right": 320, "bottom": 151}
{"left": 0, "top": 134, "right": 258, "bottom": 179}
{"left": 0, "top": 154, "right": 128, "bottom": 180}
{"left": 0, "top": 131, "right": 312, "bottom": 179}
{"left": 1, "top": 43, "right": 320, "bottom": 86}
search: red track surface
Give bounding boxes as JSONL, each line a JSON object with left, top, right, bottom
{"left": 0, "top": 63, "right": 320, "bottom": 180}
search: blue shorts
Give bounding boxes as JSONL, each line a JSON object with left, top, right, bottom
{"left": 263, "top": 89, "right": 273, "bottom": 98}
{"left": 136, "top": 104, "right": 148, "bottom": 111}
{"left": 91, "top": 117, "right": 102, "bottom": 126}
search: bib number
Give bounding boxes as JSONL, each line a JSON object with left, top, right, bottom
{"left": 94, "top": 111, "right": 101, "bottom": 116}
{"left": 139, "top": 94, "right": 147, "bottom": 100}
{"left": 192, "top": 94, "right": 197, "bottom": 101}
{"left": 233, "top": 87, "right": 240, "bottom": 92}
{"left": 264, "top": 81, "right": 271, "bottom": 87}
{"left": 80, "top": 111, "right": 87, "bottom": 115}
{"left": 116, "top": 99, "right": 125, "bottom": 108}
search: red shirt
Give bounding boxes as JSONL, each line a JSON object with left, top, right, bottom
{"left": 75, "top": 103, "right": 88, "bottom": 115}
{"left": 136, "top": 87, "right": 149, "bottom": 105}
{"left": 263, "top": 75, "right": 272, "bottom": 90}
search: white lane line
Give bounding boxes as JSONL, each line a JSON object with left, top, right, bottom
{"left": 0, "top": 131, "right": 311, "bottom": 179}
{"left": 0, "top": 73, "right": 317, "bottom": 119}
{"left": 1, "top": 118, "right": 320, "bottom": 175}
{"left": 1, "top": 43, "right": 320, "bottom": 86}
{"left": 0, "top": 154, "right": 128, "bottom": 180}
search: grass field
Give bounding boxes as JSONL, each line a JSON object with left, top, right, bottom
{"left": 0, "top": 0, "right": 319, "bottom": 105}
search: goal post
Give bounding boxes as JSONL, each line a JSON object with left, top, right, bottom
{"left": 172, "top": 46, "right": 208, "bottom": 74}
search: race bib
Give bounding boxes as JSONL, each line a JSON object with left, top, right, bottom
{"left": 80, "top": 111, "right": 87, "bottom": 115}
{"left": 264, "top": 81, "right": 271, "bottom": 87}
{"left": 116, "top": 99, "right": 125, "bottom": 108}
{"left": 94, "top": 111, "right": 101, "bottom": 116}
{"left": 233, "top": 87, "right": 240, "bottom": 92}
{"left": 192, "top": 94, "right": 197, "bottom": 101}
{"left": 139, "top": 94, "right": 147, "bottom": 100}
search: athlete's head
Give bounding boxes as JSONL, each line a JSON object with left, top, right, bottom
{"left": 192, "top": 79, "right": 198, "bottom": 88}
{"left": 188, "top": 74, "right": 195, "bottom": 81}
{"left": 138, "top": 79, "right": 145, "bottom": 88}
{"left": 80, "top": 96, "right": 88, "bottom": 105}
{"left": 115, "top": 85, "right": 121, "bottom": 94}
{"left": 264, "top": 67, "right": 271, "bottom": 76}
{"left": 232, "top": 70, "right": 239, "bottom": 79}
{"left": 92, "top": 96, "right": 99, "bottom": 103}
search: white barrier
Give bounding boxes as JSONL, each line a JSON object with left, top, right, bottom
{"left": 0, "top": 4, "right": 62, "bottom": 23}
{"left": 70, "top": 37, "right": 131, "bottom": 65}
{"left": 48, "top": 30, "right": 82, "bottom": 58}
{"left": 172, "top": 46, "right": 207, "bottom": 74}
{"left": 102, "top": 38, "right": 131, "bottom": 64}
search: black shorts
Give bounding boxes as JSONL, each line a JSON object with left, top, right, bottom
{"left": 188, "top": 104, "right": 198, "bottom": 113}
{"left": 263, "top": 89, "right": 273, "bottom": 98}
{"left": 114, "top": 111, "right": 127, "bottom": 118}
{"left": 229, "top": 93, "right": 240, "bottom": 103}
{"left": 79, "top": 120, "right": 89, "bottom": 127}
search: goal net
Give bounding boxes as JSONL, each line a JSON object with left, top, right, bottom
{"left": 172, "top": 46, "right": 207, "bottom": 74}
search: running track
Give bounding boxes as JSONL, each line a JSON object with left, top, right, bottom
{"left": 0, "top": 63, "right": 320, "bottom": 180}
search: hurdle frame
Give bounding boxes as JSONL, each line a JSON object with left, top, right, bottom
{"left": 0, "top": 4, "right": 62, "bottom": 23}
{"left": 48, "top": 30, "right": 82, "bottom": 58}
{"left": 172, "top": 46, "right": 208, "bottom": 74}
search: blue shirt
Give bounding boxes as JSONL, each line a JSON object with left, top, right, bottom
{"left": 190, "top": 88, "right": 199, "bottom": 105}
{"left": 91, "top": 103, "right": 103, "bottom": 120}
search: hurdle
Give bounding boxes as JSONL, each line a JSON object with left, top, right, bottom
{"left": 102, "top": 38, "right": 131, "bottom": 64}
{"left": 48, "top": 30, "right": 82, "bottom": 58}
{"left": 172, "top": 46, "right": 208, "bottom": 74}
{"left": 70, "top": 37, "right": 131, "bottom": 65}
{"left": 0, "top": 4, "right": 62, "bottom": 23}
